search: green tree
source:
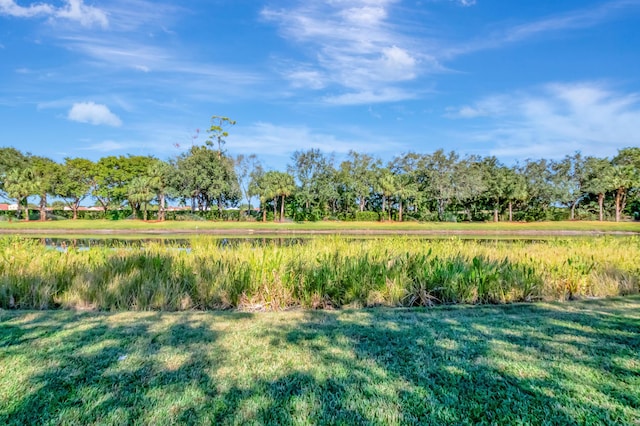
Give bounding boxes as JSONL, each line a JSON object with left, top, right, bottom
{"left": 419, "top": 150, "right": 458, "bottom": 221}
{"left": 248, "top": 164, "right": 268, "bottom": 222}
{"left": 263, "top": 171, "right": 295, "bottom": 222}
{"left": 452, "top": 156, "right": 488, "bottom": 221}
{"left": 339, "top": 151, "right": 379, "bottom": 213}
{"left": 583, "top": 156, "right": 614, "bottom": 221}
{"left": 56, "top": 158, "right": 94, "bottom": 220}
{"left": 92, "top": 155, "right": 155, "bottom": 217}
{"left": 376, "top": 167, "right": 398, "bottom": 220}
{"left": 551, "top": 153, "right": 587, "bottom": 220}
{"left": 32, "top": 156, "right": 60, "bottom": 221}
{"left": 611, "top": 147, "right": 640, "bottom": 222}
{"left": 503, "top": 167, "right": 528, "bottom": 222}
{"left": 389, "top": 153, "right": 422, "bottom": 222}
{"left": 235, "top": 154, "right": 261, "bottom": 219}
{"left": 128, "top": 176, "right": 155, "bottom": 221}
{"left": 520, "top": 159, "right": 554, "bottom": 220}
{"left": 4, "top": 168, "right": 40, "bottom": 221}
{"left": 0, "top": 147, "right": 30, "bottom": 198}
{"left": 147, "top": 159, "right": 175, "bottom": 221}
{"left": 174, "top": 146, "right": 240, "bottom": 215}
{"left": 480, "top": 157, "right": 509, "bottom": 222}
{"left": 288, "top": 149, "right": 338, "bottom": 220}
{"left": 207, "top": 116, "right": 236, "bottom": 158}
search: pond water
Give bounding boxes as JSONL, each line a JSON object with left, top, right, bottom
{"left": 29, "top": 234, "right": 597, "bottom": 252}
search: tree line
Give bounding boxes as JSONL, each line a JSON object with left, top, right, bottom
{"left": 1, "top": 123, "right": 639, "bottom": 223}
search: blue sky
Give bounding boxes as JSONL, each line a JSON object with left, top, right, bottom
{"left": 1, "top": 0, "right": 640, "bottom": 169}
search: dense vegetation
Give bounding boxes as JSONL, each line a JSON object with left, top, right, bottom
{"left": 1, "top": 121, "right": 639, "bottom": 223}
{"left": 1, "top": 236, "right": 637, "bottom": 311}
{"left": 1, "top": 297, "right": 638, "bottom": 424}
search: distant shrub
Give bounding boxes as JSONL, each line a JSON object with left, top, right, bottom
{"left": 354, "top": 211, "right": 380, "bottom": 222}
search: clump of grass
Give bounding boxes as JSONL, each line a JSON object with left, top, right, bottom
{"left": 0, "top": 236, "right": 638, "bottom": 310}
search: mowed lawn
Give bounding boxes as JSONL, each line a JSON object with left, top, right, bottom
{"left": 1, "top": 297, "right": 639, "bottom": 425}
{"left": 1, "top": 219, "right": 640, "bottom": 234}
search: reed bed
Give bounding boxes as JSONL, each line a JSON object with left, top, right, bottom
{"left": 0, "top": 236, "right": 638, "bottom": 310}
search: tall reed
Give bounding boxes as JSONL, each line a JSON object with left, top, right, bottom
{"left": 1, "top": 236, "right": 638, "bottom": 310}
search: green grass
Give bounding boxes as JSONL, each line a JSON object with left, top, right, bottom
{"left": 1, "top": 297, "right": 638, "bottom": 424}
{"left": 1, "top": 218, "right": 639, "bottom": 233}
{"left": 1, "top": 236, "right": 638, "bottom": 310}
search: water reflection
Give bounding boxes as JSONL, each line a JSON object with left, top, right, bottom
{"left": 39, "top": 237, "right": 312, "bottom": 252}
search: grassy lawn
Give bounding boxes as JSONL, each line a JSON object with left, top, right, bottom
{"left": 1, "top": 297, "right": 639, "bottom": 424}
{"left": 0, "top": 218, "right": 639, "bottom": 233}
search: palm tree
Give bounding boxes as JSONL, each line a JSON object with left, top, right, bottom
{"left": 147, "top": 160, "right": 174, "bottom": 221}
{"left": 263, "top": 171, "right": 295, "bottom": 222}
{"left": 4, "top": 168, "right": 41, "bottom": 221}
{"left": 128, "top": 176, "right": 155, "bottom": 220}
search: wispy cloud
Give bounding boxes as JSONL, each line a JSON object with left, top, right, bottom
{"left": 445, "top": 0, "right": 640, "bottom": 57}
{"left": 447, "top": 82, "right": 640, "bottom": 159}
{"left": 262, "top": 0, "right": 439, "bottom": 104}
{"left": 68, "top": 102, "right": 122, "bottom": 127}
{"left": 0, "top": 0, "right": 108, "bottom": 28}
{"left": 230, "top": 122, "right": 404, "bottom": 158}
{"left": 81, "top": 140, "right": 126, "bottom": 152}
{"left": 324, "top": 88, "right": 419, "bottom": 105}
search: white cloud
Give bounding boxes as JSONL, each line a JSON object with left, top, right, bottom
{"left": 56, "top": 0, "right": 108, "bottom": 28}
{"left": 133, "top": 64, "right": 150, "bottom": 73}
{"left": 0, "top": 0, "right": 107, "bottom": 28}
{"left": 262, "top": 0, "right": 432, "bottom": 104}
{"left": 68, "top": 102, "right": 122, "bottom": 127}
{"left": 285, "top": 68, "right": 327, "bottom": 90}
{"left": 0, "top": 0, "right": 53, "bottom": 17}
{"left": 449, "top": 82, "right": 640, "bottom": 159}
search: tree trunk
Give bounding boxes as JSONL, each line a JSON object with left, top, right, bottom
{"left": 570, "top": 200, "right": 577, "bottom": 220}
{"left": 508, "top": 201, "right": 513, "bottom": 222}
{"left": 382, "top": 196, "right": 386, "bottom": 219}
{"left": 159, "top": 193, "right": 166, "bottom": 221}
{"left": 262, "top": 206, "right": 266, "bottom": 222}
{"left": 615, "top": 188, "right": 624, "bottom": 222}
{"left": 23, "top": 199, "right": 29, "bottom": 222}
{"left": 399, "top": 199, "right": 403, "bottom": 222}
{"left": 273, "top": 197, "right": 277, "bottom": 222}
{"left": 598, "top": 193, "right": 604, "bottom": 221}
{"left": 280, "top": 194, "right": 285, "bottom": 222}
{"left": 39, "top": 194, "right": 47, "bottom": 221}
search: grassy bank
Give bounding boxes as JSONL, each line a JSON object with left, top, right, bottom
{"left": 1, "top": 236, "right": 638, "bottom": 310}
{"left": 1, "top": 297, "right": 639, "bottom": 424}
{"left": 0, "top": 218, "right": 639, "bottom": 233}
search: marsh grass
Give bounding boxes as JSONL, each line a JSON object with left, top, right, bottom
{"left": 1, "top": 236, "right": 638, "bottom": 311}
{"left": 0, "top": 297, "right": 639, "bottom": 424}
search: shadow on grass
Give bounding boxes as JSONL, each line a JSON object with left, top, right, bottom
{"left": 1, "top": 298, "right": 639, "bottom": 424}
